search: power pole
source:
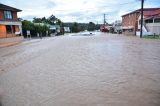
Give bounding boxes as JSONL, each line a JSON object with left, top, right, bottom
{"left": 104, "top": 14, "right": 106, "bottom": 25}
{"left": 140, "top": 0, "right": 144, "bottom": 38}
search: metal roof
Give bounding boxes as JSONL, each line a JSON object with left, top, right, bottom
{"left": 122, "top": 8, "right": 160, "bottom": 17}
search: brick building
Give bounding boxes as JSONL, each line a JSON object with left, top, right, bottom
{"left": 0, "top": 3, "right": 22, "bottom": 38}
{"left": 122, "top": 8, "right": 160, "bottom": 35}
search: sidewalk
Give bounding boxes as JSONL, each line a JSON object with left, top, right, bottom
{"left": 0, "top": 36, "right": 24, "bottom": 48}
{"left": 0, "top": 42, "right": 21, "bottom": 48}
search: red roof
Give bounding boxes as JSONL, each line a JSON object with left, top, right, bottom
{"left": 122, "top": 8, "right": 160, "bottom": 17}
{"left": 143, "top": 9, "right": 160, "bottom": 17}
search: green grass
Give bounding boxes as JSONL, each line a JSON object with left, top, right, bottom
{"left": 143, "top": 35, "right": 160, "bottom": 39}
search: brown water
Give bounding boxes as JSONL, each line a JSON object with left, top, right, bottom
{"left": 0, "top": 33, "right": 160, "bottom": 106}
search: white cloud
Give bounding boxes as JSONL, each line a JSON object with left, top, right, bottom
{"left": 1, "top": 0, "right": 159, "bottom": 23}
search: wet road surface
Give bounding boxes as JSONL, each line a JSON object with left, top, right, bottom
{"left": 0, "top": 33, "right": 160, "bottom": 106}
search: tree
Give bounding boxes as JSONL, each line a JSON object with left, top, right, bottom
{"left": 33, "top": 17, "right": 42, "bottom": 23}
{"left": 48, "top": 15, "right": 56, "bottom": 25}
{"left": 41, "top": 17, "right": 48, "bottom": 23}
{"left": 22, "top": 20, "right": 34, "bottom": 30}
{"left": 71, "top": 22, "right": 79, "bottom": 33}
{"left": 87, "top": 22, "right": 95, "bottom": 31}
{"left": 56, "top": 19, "right": 62, "bottom": 25}
{"left": 22, "top": 20, "right": 50, "bottom": 37}
{"left": 95, "top": 24, "right": 100, "bottom": 30}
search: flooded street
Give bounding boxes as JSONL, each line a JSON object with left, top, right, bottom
{"left": 0, "top": 33, "right": 160, "bottom": 106}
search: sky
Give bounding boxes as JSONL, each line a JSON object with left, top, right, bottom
{"left": 0, "top": 0, "right": 160, "bottom": 24}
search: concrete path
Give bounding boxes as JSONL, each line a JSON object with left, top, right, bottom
{"left": 0, "top": 33, "right": 160, "bottom": 106}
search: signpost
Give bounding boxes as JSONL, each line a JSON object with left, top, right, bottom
{"left": 27, "top": 30, "right": 31, "bottom": 39}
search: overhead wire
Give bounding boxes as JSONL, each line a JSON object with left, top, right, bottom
{"left": 52, "top": 1, "right": 139, "bottom": 12}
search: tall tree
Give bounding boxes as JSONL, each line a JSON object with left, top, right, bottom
{"left": 48, "top": 15, "right": 56, "bottom": 25}
{"left": 88, "top": 22, "right": 95, "bottom": 31}
{"left": 71, "top": 22, "right": 79, "bottom": 33}
{"left": 22, "top": 20, "right": 34, "bottom": 30}
{"left": 33, "top": 17, "right": 42, "bottom": 23}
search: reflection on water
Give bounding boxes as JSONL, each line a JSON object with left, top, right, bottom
{"left": 0, "top": 34, "right": 160, "bottom": 106}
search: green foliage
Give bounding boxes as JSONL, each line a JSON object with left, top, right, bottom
{"left": 71, "top": 22, "right": 79, "bottom": 33}
{"left": 23, "top": 14, "right": 101, "bottom": 36}
{"left": 22, "top": 20, "right": 50, "bottom": 38}
{"left": 32, "top": 15, "right": 64, "bottom": 35}
{"left": 32, "top": 15, "right": 63, "bottom": 26}
{"left": 22, "top": 20, "right": 34, "bottom": 30}
{"left": 87, "top": 22, "right": 95, "bottom": 31}
{"left": 143, "top": 35, "right": 160, "bottom": 39}
{"left": 63, "top": 22, "right": 100, "bottom": 33}
{"left": 33, "top": 17, "right": 42, "bottom": 23}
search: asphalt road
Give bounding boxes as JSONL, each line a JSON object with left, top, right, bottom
{"left": 0, "top": 33, "right": 160, "bottom": 106}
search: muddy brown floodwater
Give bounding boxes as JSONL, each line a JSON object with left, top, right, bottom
{"left": 0, "top": 33, "right": 160, "bottom": 106}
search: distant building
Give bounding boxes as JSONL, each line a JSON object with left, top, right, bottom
{"left": 49, "top": 25, "right": 60, "bottom": 35}
{"left": 0, "top": 3, "right": 23, "bottom": 43}
{"left": 122, "top": 8, "right": 160, "bottom": 36}
{"left": 64, "top": 27, "right": 70, "bottom": 33}
{"left": 112, "top": 20, "right": 122, "bottom": 33}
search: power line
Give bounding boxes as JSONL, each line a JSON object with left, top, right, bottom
{"left": 52, "top": 1, "right": 138, "bottom": 12}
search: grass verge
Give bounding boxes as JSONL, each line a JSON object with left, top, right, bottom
{"left": 143, "top": 35, "right": 160, "bottom": 39}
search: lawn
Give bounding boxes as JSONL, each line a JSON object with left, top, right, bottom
{"left": 143, "top": 35, "right": 160, "bottom": 39}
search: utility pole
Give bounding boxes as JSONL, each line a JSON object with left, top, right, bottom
{"left": 140, "top": 0, "right": 144, "bottom": 38}
{"left": 104, "top": 14, "right": 106, "bottom": 25}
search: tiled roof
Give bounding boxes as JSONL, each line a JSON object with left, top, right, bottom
{"left": 0, "top": 3, "right": 22, "bottom": 12}
{"left": 122, "top": 8, "right": 160, "bottom": 17}
{"left": 143, "top": 9, "right": 160, "bottom": 16}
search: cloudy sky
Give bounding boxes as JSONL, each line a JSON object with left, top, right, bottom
{"left": 0, "top": 0, "right": 160, "bottom": 23}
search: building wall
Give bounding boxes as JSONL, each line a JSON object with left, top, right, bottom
{"left": 0, "top": 25, "right": 6, "bottom": 38}
{"left": 12, "top": 12, "right": 18, "bottom": 20}
{"left": 122, "top": 30, "right": 135, "bottom": 35}
{"left": 146, "top": 23, "right": 160, "bottom": 35}
{"left": 0, "top": 10, "right": 18, "bottom": 20}
{"left": 122, "top": 12, "right": 140, "bottom": 35}
{"left": 0, "top": 9, "right": 21, "bottom": 38}
{"left": 0, "top": 25, "right": 20, "bottom": 38}
{"left": 14, "top": 26, "right": 20, "bottom": 32}
{"left": 0, "top": 10, "right": 4, "bottom": 20}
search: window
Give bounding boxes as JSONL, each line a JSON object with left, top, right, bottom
{"left": 128, "top": 29, "right": 133, "bottom": 32}
{"left": 154, "top": 18, "right": 160, "bottom": 23}
{"left": 145, "top": 19, "right": 153, "bottom": 23}
{"left": 6, "top": 25, "right": 12, "bottom": 33}
{"left": 4, "top": 11, "right": 12, "bottom": 19}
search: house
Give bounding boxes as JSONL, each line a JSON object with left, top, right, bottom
{"left": 112, "top": 20, "right": 122, "bottom": 34}
{"left": 0, "top": 3, "right": 23, "bottom": 43}
{"left": 122, "top": 8, "right": 160, "bottom": 36}
{"left": 49, "top": 25, "right": 60, "bottom": 35}
{"left": 64, "top": 27, "right": 70, "bottom": 33}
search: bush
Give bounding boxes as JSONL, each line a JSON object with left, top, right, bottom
{"left": 22, "top": 20, "right": 50, "bottom": 38}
